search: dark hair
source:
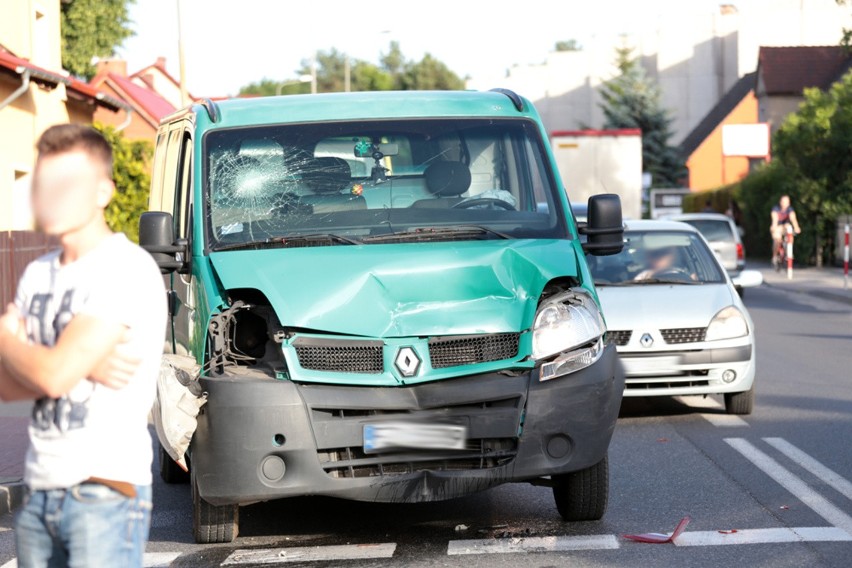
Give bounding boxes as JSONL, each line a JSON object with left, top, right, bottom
{"left": 36, "top": 124, "right": 113, "bottom": 179}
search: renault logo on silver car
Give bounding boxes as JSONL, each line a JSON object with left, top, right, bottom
{"left": 394, "top": 347, "right": 421, "bottom": 377}
{"left": 640, "top": 333, "right": 654, "bottom": 348}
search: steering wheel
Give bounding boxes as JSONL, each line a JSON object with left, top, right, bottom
{"left": 452, "top": 198, "right": 515, "bottom": 211}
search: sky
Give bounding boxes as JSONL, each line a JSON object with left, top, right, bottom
{"left": 118, "top": 0, "right": 724, "bottom": 97}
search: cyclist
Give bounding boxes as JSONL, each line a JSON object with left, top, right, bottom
{"left": 771, "top": 195, "right": 801, "bottom": 267}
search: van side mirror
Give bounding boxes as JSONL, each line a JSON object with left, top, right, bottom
{"left": 139, "top": 212, "right": 189, "bottom": 274}
{"left": 580, "top": 194, "right": 624, "bottom": 256}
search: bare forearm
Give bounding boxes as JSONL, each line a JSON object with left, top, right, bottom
{"left": 0, "top": 361, "right": 43, "bottom": 401}
{"left": 0, "top": 332, "right": 79, "bottom": 398}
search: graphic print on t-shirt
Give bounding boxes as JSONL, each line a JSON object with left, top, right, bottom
{"left": 26, "top": 289, "right": 91, "bottom": 433}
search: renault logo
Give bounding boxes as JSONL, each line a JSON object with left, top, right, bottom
{"left": 640, "top": 333, "right": 654, "bottom": 348}
{"left": 394, "top": 347, "right": 421, "bottom": 377}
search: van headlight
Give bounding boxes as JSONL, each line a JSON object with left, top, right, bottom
{"left": 705, "top": 306, "right": 749, "bottom": 341}
{"left": 532, "top": 292, "right": 606, "bottom": 380}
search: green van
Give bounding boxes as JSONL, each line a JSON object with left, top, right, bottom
{"left": 140, "top": 89, "right": 625, "bottom": 544}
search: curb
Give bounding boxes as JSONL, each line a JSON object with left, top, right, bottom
{"left": 0, "top": 481, "right": 25, "bottom": 516}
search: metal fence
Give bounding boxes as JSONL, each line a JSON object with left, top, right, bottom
{"left": 0, "top": 231, "right": 58, "bottom": 307}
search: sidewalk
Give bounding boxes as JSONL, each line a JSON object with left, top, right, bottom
{"left": 753, "top": 262, "right": 852, "bottom": 306}
{"left": 0, "top": 413, "right": 28, "bottom": 516}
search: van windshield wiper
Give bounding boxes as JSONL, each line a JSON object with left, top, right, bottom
{"left": 361, "top": 225, "right": 512, "bottom": 243}
{"left": 212, "top": 233, "right": 360, "bottom": 252}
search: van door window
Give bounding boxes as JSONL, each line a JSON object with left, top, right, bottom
{"left": 175, "top": 132, "right": 193, "bottom": 239}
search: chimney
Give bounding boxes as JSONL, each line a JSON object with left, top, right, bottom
{"left": 156, "top": 56, "right": 167, "bottom": 69}
{"left": 95, "top": 58, "right": 127, "bottom": 77}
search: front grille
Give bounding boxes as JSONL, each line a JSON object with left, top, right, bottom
{"left": 428, "top": 333, "right": 520, "bottom": 369}
{"left": 608, "top": 330, "right": 632, "bottom": 346}
{"left": 660, "top": 327, "right": 706, "bottom": 344}
{"left": 293, "top": 338, "right": 383, "bottom": 374}
{"left": 318, "top": 438, "right": 518, "bottom": 479}
{"left": 626, "top": 379, "right": 711, "bottom": 390}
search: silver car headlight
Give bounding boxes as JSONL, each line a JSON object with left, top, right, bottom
{"left": 532, "top": 291, "right": 606, "bottom": 381}
{"left": 705, "top": 306, "right": 749, "bottom": 341}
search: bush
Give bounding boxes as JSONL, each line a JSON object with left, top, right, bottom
{"left": 96, "top": 123, "right": 152, "bottom": 243}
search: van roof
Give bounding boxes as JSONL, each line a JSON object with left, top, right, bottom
{"left": 162, "top": 90, "right": 538, "bottom": 130}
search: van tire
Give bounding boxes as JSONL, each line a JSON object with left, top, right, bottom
{"left": 192, "top": 469, "right": 239, "bottom": 543}
{"left": 552, "top": 455, "right": 608, "bottom": 521}
{"left": 725, "top": 386, "right": 754, "bottom": 415}
{"left": 159, "top": 444, "right": 190, "bottom": 484}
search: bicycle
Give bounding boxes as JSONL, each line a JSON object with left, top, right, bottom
{"left": 772, "top": 225, "right": 794, "bottom": 273}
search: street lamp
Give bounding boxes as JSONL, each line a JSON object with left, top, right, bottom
{"left": 276, "top": 74, "right": 313, "bottom": 96}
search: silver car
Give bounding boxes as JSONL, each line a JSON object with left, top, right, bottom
{"left": 670, "top": 212, "right": 745, "bottom": 274}
{"left": 588, "top": 220, "right": 762, "bottom": 414}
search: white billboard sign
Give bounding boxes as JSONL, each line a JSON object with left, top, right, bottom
{"left": 722, "top": 123, "right": 770, "bottom": 157}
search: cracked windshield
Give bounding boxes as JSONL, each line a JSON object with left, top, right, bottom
{"left": 207, "top": 119, "right": 562, "bottom": 249}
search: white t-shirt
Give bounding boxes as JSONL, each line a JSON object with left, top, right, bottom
{"left": 15, "top": 233, "right": 167, "bottom": 489}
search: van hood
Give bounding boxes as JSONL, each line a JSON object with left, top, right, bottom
{"left": 209, "top": 240, "right": 580, "bottom": 338}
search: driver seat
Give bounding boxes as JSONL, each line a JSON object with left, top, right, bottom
{"left": 411, "top": 161, "right": 471, "bottom": 208}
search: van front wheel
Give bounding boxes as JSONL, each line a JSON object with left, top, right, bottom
{"left": 552, "top": 455, "right": 609, "bottom": 521}
{"left": 192, "top": 470, "right": 239, "bottom": 543}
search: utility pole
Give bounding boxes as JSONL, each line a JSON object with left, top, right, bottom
{"left": 176, "top": 0, "right": 189, "bottom": 107}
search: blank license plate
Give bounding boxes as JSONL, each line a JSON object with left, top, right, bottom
{"left": 363, "top": 422, "right": 467, "bottom": 453}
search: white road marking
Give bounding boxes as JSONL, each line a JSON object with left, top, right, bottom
{"left": 221, "top": 543, "right": 397, "bottom": 565}
{"left": 0, "top": 560, "right": 14, "bottom": 568}
{"left": 144, "top": 552, "right": 183, "bottom": 567}
{"left": 700, "top": 414, "right": 750, "bottom": 427}
{"left": 726, "top": 438, "right": 852, "bottom": 536}
{"left": 0, "top": 527, "right": 9, "bottom": 533}
{"left": 447, "top": 535, "right": 619, "bottom": 555}
{"left": 764, "top": 437, "right": 852, "bottom": 501}
{"left": 674, "top": 526, "right": 852, "bottom": 546}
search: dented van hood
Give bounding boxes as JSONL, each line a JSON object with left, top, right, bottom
{"left": 209, "top": 240, "right": 581, "bottom": 338}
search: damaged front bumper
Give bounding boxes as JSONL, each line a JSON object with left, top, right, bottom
{"left": 191, "top": 343, "right": 623, "bottom": 506}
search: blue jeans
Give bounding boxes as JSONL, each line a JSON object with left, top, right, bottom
{"left": 14, "top": 483, "right": 152, "bottom": 568}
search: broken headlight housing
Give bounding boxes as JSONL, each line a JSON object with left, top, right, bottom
{"left": 532, "top": 291, "right": 606, "bottom": 381}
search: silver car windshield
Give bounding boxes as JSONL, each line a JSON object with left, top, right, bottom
{"left": 588, "top": 231, "right": 726, "bottom": 285}
{"left": 204, "top": 118, "right": 565, "bottom": 249}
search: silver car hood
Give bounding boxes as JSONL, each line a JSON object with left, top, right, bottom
{"left": 598, "top": 283, "right": 735, "bottom": 332}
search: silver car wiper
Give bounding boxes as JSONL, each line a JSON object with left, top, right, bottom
{"left": 631, "top": 278, "right": 703, "bottom": 285}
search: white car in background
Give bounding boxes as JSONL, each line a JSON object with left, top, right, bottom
{"left": 670, "top": 213, "right": 746, "bottom": 286}
{"left": 588, "top": 220, "right": 762, "bottom": 414}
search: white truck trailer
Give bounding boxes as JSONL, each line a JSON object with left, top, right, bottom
{"left": 550, "top": 129, "right": 643, "bottom": 220}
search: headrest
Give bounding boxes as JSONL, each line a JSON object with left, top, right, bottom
{"left": 301, "top": 157, "right": 352, "bottom": 193}
{"left": 424, "top": 161, "right": 471, "bottom": 197}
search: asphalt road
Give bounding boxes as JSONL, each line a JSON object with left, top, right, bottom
{"left": 2, "top": 282, "right": 851, "bottom": 567}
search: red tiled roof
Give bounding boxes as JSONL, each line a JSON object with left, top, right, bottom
{"left": 0, "top": 49, "right": 125, "bottom": 111}
{"left": 129, "top": 61, "right": 193, "bottom": 99}
{"left": 758, "top": 46, "right": 852, "bottom": 95}
{"left": 102, "top": 73, "right": 176, "bottom": 121}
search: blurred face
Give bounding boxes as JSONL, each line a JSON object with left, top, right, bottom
{"left": 780, "top": 196, "right": 790, "bottom": 209}
{"left": 648, "top": 248, "right": 675, "bottom": 271}
{"left": 32, "top": 150, "right": 113, "bottom": 236}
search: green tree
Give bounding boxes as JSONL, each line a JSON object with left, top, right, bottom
{"left": 599, "top": 46, "right": 686, "bottom": 188}
{"left": 772, "top": 69, "right": 852, "bottom": 264}
{"left": 239, "top": 42, "right": 464, "bottom": 96}
{"left": 555, "top": 40, "right": 582, "bottom": 52}
{"left": 61, "top": 0, "right": 135, "bottom": 80}
{"left": 96, "top": 124, "right": 152, "bottom": 243}
{"left": 839, "top": 0, "right": 851, "bottom": 49}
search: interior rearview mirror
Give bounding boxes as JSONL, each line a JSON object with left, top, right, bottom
{"left": 354, "top": 141, "right": 399, "bottom": 158}
{"left": 580, "top": 194, "right": 624, "bottom": 256}
{"left": 139, "top": 211, "right": 189, "bottom": 274}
